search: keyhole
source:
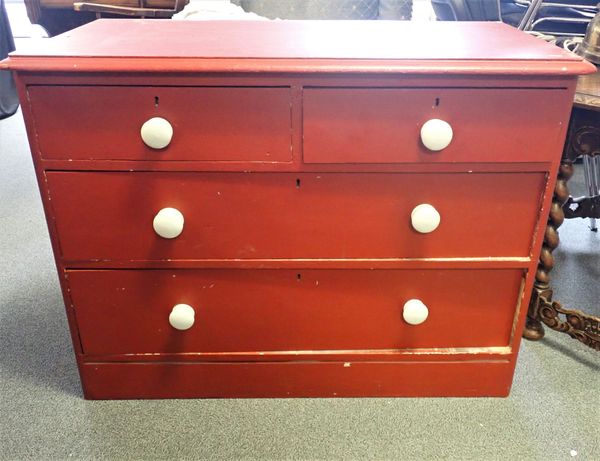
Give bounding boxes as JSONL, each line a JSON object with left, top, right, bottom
{"left": 434, "top": 97, "right": 440, "bottom": 107}
{"left": 297, "top": 273, "right": 302, "bottom": 281}
{"left": 296, "top": 178, "right": 301, "bottom": 188}
{"left": 154, "top": 96, "right": 160, "bottom": 108}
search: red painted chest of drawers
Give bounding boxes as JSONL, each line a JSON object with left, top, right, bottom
{"left": 2, "top": 19, "right": 594, "bottom": 399}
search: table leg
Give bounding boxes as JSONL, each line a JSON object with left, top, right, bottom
{"left": 524, "top": 158, "right": 600, "bottom": 350}
{"left": 523, "top": 161, "right": 572, "bottom": 341}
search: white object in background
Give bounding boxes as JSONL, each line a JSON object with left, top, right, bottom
{"left": 172, "top": 0, "right": 270, "bottom": 20}
{"left": 411, "top": 204, "right": 441, "bottom": 233}
{"left": 403, "top": 299, "right": 429, "bottom": 325}
{"left": 153, "top": 207, "right": 184, "bottom": 239}
{"left": 169, "top": 304, "right": 195, "bottom": 330}
{"left": 141, "top": 117, "right": 173, "bottom": 149}
{"left": 420, "top": 119, "right": 453, "bottom": 151}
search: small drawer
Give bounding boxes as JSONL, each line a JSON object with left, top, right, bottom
{"left": 46, "top": 171, "right": 545, "bottom": 261}
{"left": 69, "top": 269, "right": 523, "bottom": 355}
{"left": 303, "top": 88, "right": 570, "bottom": 163}
{"left": 28, "top": 85, "right": 292, "bottom": 162}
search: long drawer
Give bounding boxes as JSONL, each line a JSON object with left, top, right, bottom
{"left": 303, "top": 88, "right": 570, "bottom": 163}
{"left": 28, "top": 85, "right": 292, "bottom": 162}
{"left": 46, "top": 171, "right": 545, "bottom": 261}
{"left": 69, "top": 269, "right": 523, "bottom": 355}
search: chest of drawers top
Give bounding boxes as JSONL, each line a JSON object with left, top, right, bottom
{"left": 3, "top": 19, "right": 592, "bottom": 75}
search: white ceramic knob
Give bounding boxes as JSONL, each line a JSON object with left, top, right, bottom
{"left": 420, "top": 118, "right": 453, "bottom": 151}
{"left": 141, "top": 117, "right": 173, "bottom": 149}
{"left": 411, "top": 203, "right": 441, "bottom": 234}
{"left": 403, "top": 299, "right": 429, "bottom": 325}
{"left": 169, "top": 304, "right": 195, "bottom": 330}
{"left": 153, "top": 207, "right": 184, "bottom": 239}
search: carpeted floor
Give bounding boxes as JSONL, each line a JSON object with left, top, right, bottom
{"left": 0, "top": 108, "right": 599, "bottom": 460}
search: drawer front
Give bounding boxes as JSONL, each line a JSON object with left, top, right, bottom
{"left": 28, "top": 86, "right": 292, "bottom": 162}
{"left": 69, "top": 269, "right": 523, "bottom": 355}
{"left": 303, "top": 88, "right": 569, "bottom": 163}
{"left": 47, "top": 171, "right": 545, "bottom": 261}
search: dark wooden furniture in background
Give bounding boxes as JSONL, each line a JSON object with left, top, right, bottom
{"left": 524, "top": 68, "right": 600, "bottom": 351}
{"left": 0, "top": 0, "right": 18, "bottom": 118}
{"left": 1, "top": 20, "right": 594, "bottom": 398}
{"left": 23, "top": 0, "right": 411, "bottom": 38}
{"left": 24, "top": 0, "right": 187, "bottom": 36}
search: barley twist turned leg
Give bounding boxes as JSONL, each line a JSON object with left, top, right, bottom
{"left": 523, "top": 161, "right": 573, "bottom": 341}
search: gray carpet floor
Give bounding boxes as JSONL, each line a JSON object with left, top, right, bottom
{"left": 0, "top": 108, "right": 599, "bottom": 460}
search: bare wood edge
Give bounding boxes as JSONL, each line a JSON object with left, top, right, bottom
{"left": 1, "top": 57, "right": 596, "bottom": 75}
{"left": 82, "top": 346, "right": 513, "bottom": 363}
{"left": 61, "top": 257, "right": 532, "bottom": 270}
{"left": 509, "top": 278, "right": 527, "bottom": 345}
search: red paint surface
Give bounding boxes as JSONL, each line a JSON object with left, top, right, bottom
{"left": 3, "top": 20, "right": 593, "bottom": 75}
{"left": 46, "top": 171, "right": 545, "bottom": 261}
{"left": 81, "top": 360, "right": 513, "bottom": 399}
{"left": 69, "top": 269, "right": 522, "bottom": 355}
{"left": 9, "top": 20, "right": 578, "bottom": 60}
{"left": 29, "top": 86, "right": 292, "bottom": 161}
{"left": 5, "top": 19, "right": 587, "bottom": 398}
{"left": 303, "top": 88, "right": 571, "bottom": 164}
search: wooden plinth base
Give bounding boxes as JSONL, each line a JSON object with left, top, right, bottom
{"left": 80, "top": 359, "right": 513, "bottom": 399}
